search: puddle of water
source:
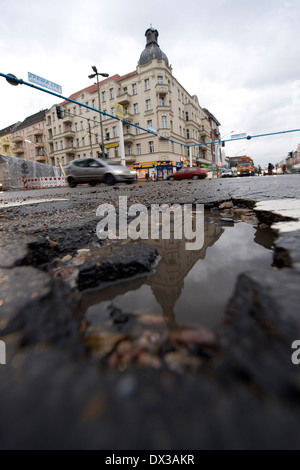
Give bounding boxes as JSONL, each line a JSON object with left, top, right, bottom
{"left": 0, "top": 198, "right": 69, "bottom": 209}
{"left": 82, "top": 212, "right": 275, "bottom": 332}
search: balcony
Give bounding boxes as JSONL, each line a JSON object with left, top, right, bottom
{"left": 157, "top": 104, "right": 170, "bottom": 112}
{"left": 124, "top": 132, "right": 135, "bottom": 143}
{"left": 14, "top": 146, "right": 25, "bottom": 155}
{"left": 63, "top": 114, "right": 74, "bottom": 125}
{"left": 158, "top": 129, "right": 171, "bottom": 140}
{"left": 156, "top": 84, "right": 169, "bottom": 95}
{"left": 65, "top": 147, "right": 76, "bottom": 156}
{"left": 125, "top": 155, "right": 136, "bottom": 164}
{"left": 32, "top": 128, "right": 44, "bottom": 137}
{"left": 36, "top": 155, "right": 47, "bottom": 164}
{"left": 123, "top": 112, "right": 134, "bottom": 121}
{"left": 117, "top": 92, "right": 132, "bottom": 105}
{"left": 12, "top": 135, "right": 24, "bottom": 144}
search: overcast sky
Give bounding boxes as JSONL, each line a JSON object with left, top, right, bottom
{"left": 0, "top": 0, "right": 299, "bottom": 166}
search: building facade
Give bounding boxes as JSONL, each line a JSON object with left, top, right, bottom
{"left": 46, "top": 28, "right": 221, "bottom": 178}
{"left": 0, "top": 123, "right": 20, "bottom": 156}
{"left": 11, "top": 110, "right": 48, "bottom": 164}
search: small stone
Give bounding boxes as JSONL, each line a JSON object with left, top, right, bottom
{"left": 219, "top": 201, "right": 234, "bottom": 210}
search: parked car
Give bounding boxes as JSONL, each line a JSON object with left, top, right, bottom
{"left": 167, "top": 167, "right": 207, "bottom": 181}
{"left": 292, "top": 164, "right": 300, "bottom": 173}
{"left": 221, "top": 169, "right": 234, "bottom": 178}
{"left": 65, "top": 158, "right": 137, "bottom": 187}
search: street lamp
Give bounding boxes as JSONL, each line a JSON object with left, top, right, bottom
{"left": 88, "top": 66, "right": 109, "bottom": 158}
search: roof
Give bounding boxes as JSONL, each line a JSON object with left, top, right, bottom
{"left": 60, "top": 72, "right": 137, "bottom": 105}
{"left": 15, "top": 110, "right": 48, "bottom": 131}
{"left": 203, "top": 108, "right": 221, "bottom": 127}
{"left": 138, "top": 28, "right": 169, "bottom": 66}
{"left": 0, "top": 122, "right": 20, "bottom": 137}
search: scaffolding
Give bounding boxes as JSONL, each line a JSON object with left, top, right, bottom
{"left": 0, "top": 155, "right": 62, "bottom": 191}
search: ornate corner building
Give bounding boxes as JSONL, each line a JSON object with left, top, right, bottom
{"left": 46, "top": 28, "right": 221, "bottom": 178}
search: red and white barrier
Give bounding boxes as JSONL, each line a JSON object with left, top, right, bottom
{"left": 23, "top": 177, "right": 68, "bottom": 190}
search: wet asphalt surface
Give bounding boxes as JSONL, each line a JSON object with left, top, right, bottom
{"left": 0, "top": 174, "right": 300, "bottom": 450}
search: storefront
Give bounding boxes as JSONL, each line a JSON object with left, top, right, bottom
{"left": 133, "top": 161, "right": 180, "bottom": 180}
{"left": 199, "top": 163, "right": 218, "bottom": 178}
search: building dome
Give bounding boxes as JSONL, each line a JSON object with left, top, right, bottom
{"left": 138, "top": 28, "right": 169, "bottom": 66}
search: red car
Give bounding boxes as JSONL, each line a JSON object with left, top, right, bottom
{"left": 167, "top": 167, "right": 207, "bottom": 181}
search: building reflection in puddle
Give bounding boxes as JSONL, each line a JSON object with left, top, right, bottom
{"left": 81, "top": 213, "right": 275, "bottom": 330}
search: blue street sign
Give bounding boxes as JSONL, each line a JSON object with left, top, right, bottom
{"left": 28, "top": 72, "right": 62, "bottom": 94}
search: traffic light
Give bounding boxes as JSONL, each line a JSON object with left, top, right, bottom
{"left": 56, "top": 105, "right": 64, "bottom": 119}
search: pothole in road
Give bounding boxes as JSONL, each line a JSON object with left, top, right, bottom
{"left": 48, "top": 208, "right": 277, "bottom": 371}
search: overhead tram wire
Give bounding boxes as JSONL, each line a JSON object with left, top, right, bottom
{"left": 1, "top": 72, "right": 300, "bottom": 151}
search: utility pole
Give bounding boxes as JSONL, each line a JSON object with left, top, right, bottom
{"left": 88, "top": 121, "right": 93, "bottom": 157}
{"left": 88, "top": 67, "right": 109, "bottom": 157}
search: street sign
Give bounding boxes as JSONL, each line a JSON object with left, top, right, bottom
{"left": 28, "top": 72, "right": 62, "bottom": 94}
{"left": 148, "top": 125, "right": 157, "bottom": 134}
{"left": 116, "top": 103, "right": 124, "bottom": 119}
{"left": 105, "top": 143, "right": 119, "bottom": 149}
{"left": 231, "top": 133, "right": 247, "bottom": 140}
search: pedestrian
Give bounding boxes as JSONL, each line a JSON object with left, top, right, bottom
{"left": 268, "top": 163, "right": 274, "bottom": 175}
{"left": 145, "top": 171, "right": 149, "bottom": 182}
{"left": 258, "top": 165, "right": 262, "bottom": 175}
{"left": 283, "top": 164, "right": 287, "bottom": 174}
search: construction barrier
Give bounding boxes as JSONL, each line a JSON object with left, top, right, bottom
{"left": 23, "top": 177, "right": 68, "bottom": 190}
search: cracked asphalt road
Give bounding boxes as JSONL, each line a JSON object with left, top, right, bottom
{"left": 0, "top": 174, "right": 300, "bottom": 450}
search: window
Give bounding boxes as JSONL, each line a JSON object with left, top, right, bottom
{"left": 76, "top": 139, "right": 80, "bottom": 148}
{"left": 157, "top": 76, "right": 163, "bottom": 85}
{"left": 136, "top": 144, "right": 141, "bottom": 155}
{"left": 186, "top": 112, "right": 189, "bottom": 121}
{"left": 132, "top": 84, "right": 137, "bottom": 95}
{"left": 123, "top": 87, "right": 128, "bottom": 94}
{"left": 111, "top": 107, "right": 116, "bottom": 117}
{"left": 146, "top": 99, "right": 151, "bottom": 111}
{"left": 113, "top": 127, "right": 117, "bottom": 138}
{"left": 102, "top": 91, "right": 106, "bottom": 102}
{"left": 86, "top": 102, "right": 89, "bottom": 112}
{"left": 147, "top": 120, "right": 153, "bottom": 128}
{"left": 79, "top": 106, "right": 83, "bottom": 114}
{"left": 75, "top": 122, "right": 78, "bottom": 132}
{"left": 133, "top": 104, "right": 139, "bottom": 115}
{"left": 73, "top": 107, "right": 77, "bottom": 115}
{"left": 126, "top": 125, "right": 131, "bottom": 134}
{"left": 58, "top": 125, "right": 62, "bottom": 134}
{"left": 159, "top": 96, "right": 165, "bottom": 106}
{"left": 162, "top": 116, "right": 167, "bottom": 129}
{"left": 136, "top": 125, "right": 140, "bottom": 135}
{"left": 82, "top": 137, "right": 85, "bottom": 146}
{"left": 124, "top": 106, "right": 129, "bottom": 114}
{"left": 80, "top": 121, "right": 84, "bottom": 130}
{"left": 145, "top": 79, "right": 150, "bottom": 91}
{"left": 93, "top": 116, "right": 97, "bottom": 126}
{"left": 92, "top": 100, "right": 95, "bottom": 108}
{"left": 149, "top": 141, "right": 154, "bottom": 154}
{"left": 95, "top": 134, "right": 99, "bottom": 144}
{"left": 110, "top": 88, "right": 114, "bottom": 99}
{"left": 186, "top": 129, "right": 190, "bottom": 139}
{"left": 127, "top": 145, "right": 132, "bottom": 156}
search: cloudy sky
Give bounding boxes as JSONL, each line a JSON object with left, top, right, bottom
{"left": 0, "top": 0, "right": 299, "bottom": 166}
